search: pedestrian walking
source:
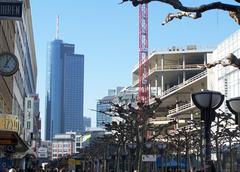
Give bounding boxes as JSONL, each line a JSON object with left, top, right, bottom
{"left": 9, "top": 168, "right": 17, "bottom": 172}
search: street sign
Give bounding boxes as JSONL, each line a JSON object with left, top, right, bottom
{"left": 0, "top": 1, "right": 22, "bottom": 20}
{"left": 142, "top": 154, "right": 157, "bottom": 162}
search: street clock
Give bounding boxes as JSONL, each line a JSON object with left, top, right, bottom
{"left": 0, "top": 53, "right": 19, "bottom": 76}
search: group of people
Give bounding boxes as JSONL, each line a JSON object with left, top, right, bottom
{"left": 2, "top": 166, "right": 45, "bottom": 172}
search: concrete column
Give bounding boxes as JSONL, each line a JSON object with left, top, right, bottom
{"left": 182, "top": 55, "right": 186, "bottom": 83}
{"left": 204, "top": 53, "right": 207, "bottom": 66}
{"left": 190, "top": 89, "right": 193, "bottom": 106}
{"left": 176, "top": 118, "right": 179, "bottom": 129}
{"left": 176, "top": 97, "right": 179, "bottom": 112}
{"left": 155, "top": 58, "right": 158, "bottom": 70}
{"left": 161, "top": 74, "right": 164, "bottom": 94}
{"left": 190, "top": 113, "right": 194, "bottom": 120}
{"left": 183, "top": 71, "right": 186, "bottom": 83}
{"left": 178, "top": 75, "right": 181, "bottom": 84}
{"left": 183, "top": 54, "right": 186, "bottom": 69}
{"left": 155, "top": 75, "right": 158, "bottom": 96}
{"left": 161, "top": 55, "right": 164, "bottom": 70}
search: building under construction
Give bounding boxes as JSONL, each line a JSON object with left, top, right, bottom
{"left": 132, "top": 45, "right": 213, "bottom": 128}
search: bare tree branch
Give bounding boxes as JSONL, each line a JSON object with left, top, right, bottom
{"left": 121, "top": 0, "right": 240, "bottom": 24}
{"left": 197, "top": 53, "right": 240, "bottom": 69}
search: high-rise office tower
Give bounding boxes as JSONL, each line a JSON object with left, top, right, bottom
{"left": 45, "top": 39, "right": 84, "bottom": 140}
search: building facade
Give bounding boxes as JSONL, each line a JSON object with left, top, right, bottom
{"left": 52, "top": 132, "right": 75, "bottom": 159}
{"left": 0, "top": 0, "right": 38, "bottom": 170}
{"left": 208, "top": 29, "right": 240, "bottom": 121}
{"left": 96, "top": 96, "right": 114, "bottom": 128}
{"left": 83, "top": 117, "right": 91, "bottom": 131}
{"left": 45, "top": 40, "right": 84, "bottom": 140}
{"left": 39, "top": 140, "right": 52, "bottom": 160}
{"left": 96, "top": 88, "right": 123, "bottom": 128}
{"left": 24, "top": 94, "right": 41, "bottom": 152}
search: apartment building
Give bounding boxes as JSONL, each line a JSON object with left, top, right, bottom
{"left": 39, "top": 140, "right": 52, "bottom": 160}
{"left": 52, "top": 132, "right": 75, "bottom": 159}
{"left": 24, "top": 94, "right": 41, "bottom": 151}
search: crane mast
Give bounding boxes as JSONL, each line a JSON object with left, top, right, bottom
{"left": 138, "top": 2, "right": 149, "bottom": 104}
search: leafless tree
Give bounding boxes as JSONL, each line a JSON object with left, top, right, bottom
{"left": 120, "top": 0, "right": 240, "bottom": 25}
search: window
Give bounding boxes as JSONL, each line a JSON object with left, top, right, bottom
{"left": 27, "top": 121, "right": 31, "bottom": 129}
{"left": 28, "top": 112, "right": 31, "bottom": 119}
{"left": 27, "top": 100, "right": 31, "bottom": 108}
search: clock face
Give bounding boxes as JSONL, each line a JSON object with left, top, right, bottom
{"left": 0, "top": 53, "right": 19, "bottom": 76}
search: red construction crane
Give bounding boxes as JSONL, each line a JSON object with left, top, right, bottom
{"left": 138, "top": 2, "right": 149, "bottom": 104}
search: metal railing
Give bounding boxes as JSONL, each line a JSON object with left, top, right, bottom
{"left": 160, "top": 70, "right": 207, "bottom": 98}
{"left": 168, "top": 102, "right": 194, "bottom": 115}
{"left": 134, "top": 63, "right": 205, "bottom": 85}
{"left": 134, "top": 70, "right": 207, "bottom": 101}
{"left": 149, "top": 64, "right": 203, "bottom": 73}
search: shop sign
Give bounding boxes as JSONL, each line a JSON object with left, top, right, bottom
{"left": 4, "top": 145, "right": 16, "bottom": 154}
{"left": 0, "top": 114, "right": 20, "bottom": 133}
{"left": 75, "top": 160, "right": 81, "bottom": 165}
{"left": 0, "top": 157, "right": 13, "bottom": 170}
{"left": 142, "top": 154, "right": 157, "bottom": 162}
{"left": 0, "top": 1, "right": 22, "bottom": 20}
{"left": 68, "top": 159, "right": 75, "bottom": 165}
{"left": 0, "top": 138, "right": 17, "bottom": 145}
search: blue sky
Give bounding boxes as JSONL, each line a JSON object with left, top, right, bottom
{"left": 31, "top": 0, "right": 239, "bottom": 138}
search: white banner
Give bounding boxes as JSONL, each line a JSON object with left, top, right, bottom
{"left": 142, "top": 154, "right": 156, "bottom": 162}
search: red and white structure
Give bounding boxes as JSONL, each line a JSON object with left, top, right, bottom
{"left": 138, "top": 2, "right": 149, "bottom": 104}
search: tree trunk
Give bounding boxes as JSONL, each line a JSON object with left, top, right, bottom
{"left": 215, "top": 138, "right": 222, "bottom": 172}
{"left": 116, "top": 146, "right": 120, "bottom": 172}
{"left": 215, "top": 114, "right": 222, "bottom": 172}
{"left": 136, "top": 128, "right": 142, "bottom": 172}
{"left": 229, "top": 138, "right": 233, "bottom": 172}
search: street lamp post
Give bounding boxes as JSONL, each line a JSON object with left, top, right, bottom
{"left": 192, "top": 90, "right": 224, "bottom": 172}
{"left": 226, "top": 97, "right": 240, "bottom": 172}
{"left": 128, "top": 143, "right": 137, "bottom": 171}
{"left": 121, "top": 147, "right": 128, "bottom": 172}
{"left": 226, "top": 97, "right": 240, "bottom": 126}
{"left": 144, "top": 142, "right": 152, "bottom": 172}
{"left": 157, "top": 143, "right": 166, "bottom": 172}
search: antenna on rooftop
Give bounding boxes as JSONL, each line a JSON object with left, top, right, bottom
{"left": 56, "top": 15, "right": 60, "bottom": 39}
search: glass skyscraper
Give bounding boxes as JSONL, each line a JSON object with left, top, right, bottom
{"left": 96, "top": 88, "right": 123, "bottom": 128}
{"left": 45, "top": 39, "right": 84, "bottom": 140}
{"left": 96, "top": 96, "right": 113, "bottom": 128}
